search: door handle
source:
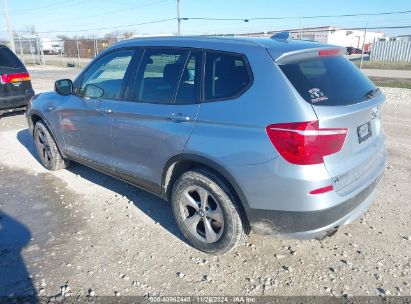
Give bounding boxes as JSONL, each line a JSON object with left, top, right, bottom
{"left": 169, "top": 113, "right": 191, "bottom": 122}
{"left": 98, "top": 107, "right": 112, "bottom": 114}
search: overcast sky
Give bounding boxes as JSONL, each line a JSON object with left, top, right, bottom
{"left": 1, "top": 0, "right": 411, "bottom": 38}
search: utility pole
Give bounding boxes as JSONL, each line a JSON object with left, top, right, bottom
{"left": 18, "top": 36, "right": 24, "bottom": 64}
{"left": 2, "top": 0, "right": 15, "bottom": 52}
{"left": 177, "top": 0, "right": 181, "bottom": 36}
{"left": 360, "top": 23, "right": 368, "bottom": 69}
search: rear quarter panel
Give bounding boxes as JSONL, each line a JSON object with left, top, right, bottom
{"left": 185, "top": 46, "right": 327, "bottom": 211}
{"left": 186, "top": 47, "right": 318, "bottom": 167}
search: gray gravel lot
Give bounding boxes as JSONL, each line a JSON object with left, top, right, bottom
{"left": 0, "top": 69, "right": 410, "bottom": 298}
{"left": 363, "top": 69, "right": 411, "bottom": 79}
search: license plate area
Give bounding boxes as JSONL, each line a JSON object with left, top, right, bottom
{"left": 357, "top": 121, "right": 372, "bottom": 143}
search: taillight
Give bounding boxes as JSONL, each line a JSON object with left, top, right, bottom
{"left": 319, "top": 49, "right": 342, "bottom": 57}
{"left": 1, "top": 72, "right": 30, "bottom": 84}
{"left": 266, "top": 121, "right": 347, "bottom": 165}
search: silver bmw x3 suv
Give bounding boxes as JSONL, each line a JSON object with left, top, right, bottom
{"left": 27, "top": 36, "right": 386, "bottom": 254}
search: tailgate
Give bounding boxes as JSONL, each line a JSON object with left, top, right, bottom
{"left": 313, "top": 96, "right": 386, "bottom": 195}
{"left": 277, "top": 49, "right": 386, "bottom": 196}
{"left": 0, "top": 67, "right": 33, "bottom": 99}
{"left": 0, "top": 46, "right": 33, "bottom": 99}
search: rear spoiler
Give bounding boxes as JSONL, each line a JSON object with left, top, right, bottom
{"left": 275, "top": 47, "right": 345, "bottom": 65}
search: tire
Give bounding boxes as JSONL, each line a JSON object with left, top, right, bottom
{"left": 171, "top": 168, "right": 247, "bottom": 254}
{"left": 34, "top": 121, "right": 69, "bottom": 171}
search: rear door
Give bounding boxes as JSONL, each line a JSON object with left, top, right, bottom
{"left": 278, "top": 51, "right": 385, "bottom": 195}
{"left": 111, "top": 48, "right": 201, "bottom": 189}
{"left": 0, "top": 46, "right": 33, "bottom": 108}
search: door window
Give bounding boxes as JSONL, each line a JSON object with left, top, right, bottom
{"left": 131, "top": 49, "right": 189, "bottom": 104}
{"left": 79, "top": 50, "right": 134, "bottom": 99}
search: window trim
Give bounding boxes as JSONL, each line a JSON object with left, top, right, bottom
{"left": 74, "top": 46, "right": 254, "bottom": 105}
{"left": 202, "top": 49, "right": 254, "bottom": 103}
{"left": 174, "top": 50, "right": 203, "bottom": 105}
{"left": 172, "top": 51, "right": 191, "bottom": 102}
{"left": 123, "top": 46, "right": 253, "bottom": 105}
{"left": 75, "top": 47, "right": 139, "bottom": 101}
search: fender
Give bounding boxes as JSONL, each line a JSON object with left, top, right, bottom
{"left": 161, "top": 153, "right": 252, "bottom": 213}
{"left": 27, "top": 109, "right": 67, "bottom": 159}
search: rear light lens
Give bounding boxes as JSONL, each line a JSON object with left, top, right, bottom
{"left": 319, "top": 49, "right": 342, "bottom": 57}
{"left": 309, "top": 185, "right": 334, "bottom": 195}
{"left": 266, "top": 121, "right": 347, "bottom": 165}
{"left": 1, "top": 72, "right": 30, "bottom": 84}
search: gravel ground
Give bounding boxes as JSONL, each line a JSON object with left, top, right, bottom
{"left": 0, "top": 77, "right": 410, "bottom": 299}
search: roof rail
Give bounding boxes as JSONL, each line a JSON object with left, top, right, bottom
{"left": 271, "top": 32, "right": 290, "bottom": 40}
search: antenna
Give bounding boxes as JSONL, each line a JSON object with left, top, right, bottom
{"left": 271, "top": 32, "right": 290, "bottom": 40}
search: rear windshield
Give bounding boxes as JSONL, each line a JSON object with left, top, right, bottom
{"left": 0, "top": 47, "right": 23, "bottom": 68}
{"left": 279, "top": 56, "right": 376, "bottom": 106}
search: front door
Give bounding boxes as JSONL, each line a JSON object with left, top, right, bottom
{"left": 60, "top": 49, "right": 136, "bottom": 168}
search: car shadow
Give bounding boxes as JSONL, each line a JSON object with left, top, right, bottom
{"left": 16, "top": 127, "right": 41, "bottom": 164}
{"left": 0, "top": 109, "right": 26, "bottom": 118}
{"left": 0, "top": 211, "right": 37, "bottom": 302}
{"left": 16, "top": 128, "right": 186, "bottom": 243}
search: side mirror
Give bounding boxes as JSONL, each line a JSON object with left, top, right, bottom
{"left": 55, "top": 79, "right": 73, "bottom": 96}
{"left": 84, "top": 84, "right": 104, "bottom": 99}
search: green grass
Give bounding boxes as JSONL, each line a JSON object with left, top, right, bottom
{"left": 353, "top": 61, "right": 411, "bottom": 70}
{"left": 369, "top": 77, "right": 411, "bottom": 89}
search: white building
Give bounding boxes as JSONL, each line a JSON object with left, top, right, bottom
{"left": 241, "top": 26, "right": 385, "bottom": 49}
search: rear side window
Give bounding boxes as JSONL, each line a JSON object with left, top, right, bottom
{"left": 0, "top": 47, "right": 23, "bottom": 68}
{"left": 279, "top": 56, "right": 376, "bottom": 106}
{"left": 204, "top": 52, "right": 251, "bottom": 101}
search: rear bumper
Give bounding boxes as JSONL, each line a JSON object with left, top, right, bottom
{"left": 0, "top": 95, "right": 32, "bottom": 110}
{"left": 248, "top": 171, "right": 383, "bottom": 239}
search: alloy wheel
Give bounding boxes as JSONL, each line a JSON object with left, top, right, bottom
{"left": 36, "top": 129, "right": 53, "bottom": 165}
{"left": 179, "top": 185, "right": 224, "bottom": 243}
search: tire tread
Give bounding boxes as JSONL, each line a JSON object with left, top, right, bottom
{"left": 172, "top": 167, "right": 247, "bottom": 254}
{"left": 34, "top": 121, "right": 69, "bottom": 171}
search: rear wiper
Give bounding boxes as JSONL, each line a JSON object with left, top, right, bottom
{"left": 366, "top": 88, "right": 380, "bottom": 99}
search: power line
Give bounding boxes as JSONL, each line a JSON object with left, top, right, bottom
{"left": 27, "top": 24, "right": 411, "bottom": 36}
{"left": 2, "top": 24, "right": 411, "bottom": 36}
{"left": 356, "top": 25, "right": 411, "bottom": 30}
{"left": 238, "top": 25, "right": 411, "bottom": 36}
{"left": 9, "top": 0, "right": 77, "bottom": 14}
{"left": 33, "top": 0, "right": 171, "bottom": 26}
{"left": 35, "top": 18, "right": 177, "bottom": 34}
{"left": 2, "top": 6, "right": 411, "bottom": 37}
{"left": 182, "top": 9, "right": 411, "bottom": 22}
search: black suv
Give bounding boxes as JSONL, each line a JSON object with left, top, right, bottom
{"left": 0, "top": 45, "right": 34, "bottom": 113}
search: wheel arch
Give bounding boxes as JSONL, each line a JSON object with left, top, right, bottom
{"left": 162, "top": 154, "right": 252, "bottom": 228}
{"left": 28, "top": 112, "right": 44, "bottom": 135}
{"left": 28, "top": 111, "right": 66, "bottom": 158}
